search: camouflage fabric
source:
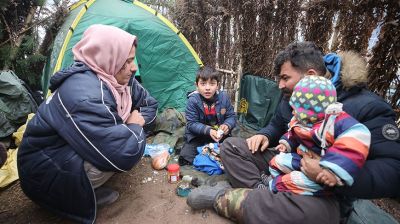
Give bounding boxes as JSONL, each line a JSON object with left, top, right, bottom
{"left": 180, "top": 165, "right": 227, "bottom": 187}
{"left": 152, "top": 129, "right": 184, "bottom": 151}
{"left": 215, "top": 188, "right": 250, "bottom": 223}
{"left": 154, "top": 108, "right": 186, "bottom": 134}
{"left": 152, "top": 108, "right": 186, "bottom": 152}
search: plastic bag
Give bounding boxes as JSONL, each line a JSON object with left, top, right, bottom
{"left": 144, "top": 143, "right": 172, "bottom": 158}
{"left": 144, "top": 144, "right": 172, "bottom": 170}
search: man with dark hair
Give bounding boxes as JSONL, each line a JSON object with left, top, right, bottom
{"left": 187, "top": 41, "right": 400, "bottom": 223}
{"left": 252, "top": 41, "right": 328, "bottom": 153}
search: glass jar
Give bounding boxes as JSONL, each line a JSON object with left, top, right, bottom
{"left": 167, "top": 164, "right": 180, "bottom": 183}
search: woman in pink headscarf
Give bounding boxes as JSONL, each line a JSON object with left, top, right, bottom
{"left": 18, "top": 24, "right": 158, "bottom": 223}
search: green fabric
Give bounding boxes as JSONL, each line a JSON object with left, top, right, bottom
{"left": 152, "top": 108, "right": 186, "bottom": 151}
{"left": 0, "top": 71, "right": 37, "bottom": 138}
{"left": 215, "top": 188, "right": 250, "bottom": 223}
{"left": 44, "top": 0, "right": 199, "bottom": 111}
{"left": 237, "top": 74, "right": 281, "bottom": 131}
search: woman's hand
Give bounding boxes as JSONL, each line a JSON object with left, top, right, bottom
{"left": 126, "top": 110, "right": 145, "bottom": 126}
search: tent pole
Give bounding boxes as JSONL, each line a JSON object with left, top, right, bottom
{"left": 234, "top": 58, "right": 243, "bottom": 112}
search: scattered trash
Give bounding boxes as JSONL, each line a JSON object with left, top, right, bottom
{"left": 201, "top": 209, "right": 209, "bottom": 219}
{"left": 193, "top": 143, "right": 224, "bottom": 175}
{"left": 176, "top": 175, "right": 192, "bottom": 197}
{"left": 142, "top": 176, "right": 153, "bottom": 184}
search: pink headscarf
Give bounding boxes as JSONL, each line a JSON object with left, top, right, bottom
{"left": 72, "top": 24, "right": 137, "bottom": 122}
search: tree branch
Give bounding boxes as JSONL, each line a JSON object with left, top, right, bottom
{"left": 0, "top": 11, "right": 15, "bottom": 46}
{"left": 0, "top": 12, "right": 53, "bottom": 48}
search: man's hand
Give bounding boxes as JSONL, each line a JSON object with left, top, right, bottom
{"left": 275, "top": 143, "right": 287, "bottom": 153}
{"left": 246, "top": 135, "right": 269, "bottom": 154}
{"left": 126, "top": 110, "right": 145, "bottom": 126}
{"left": 210, "top": 129, "right": 221, "bottom": 142}
{"left": 316, "top": 169, "right": 337, "bottom": 187}
{"left": 300, "top": 155, "right": 323, "bottom": 181}
{"left": 219, "top": 124, "right": 230, "bottom": 135}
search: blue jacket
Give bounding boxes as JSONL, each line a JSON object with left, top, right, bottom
{"left": 259, "top": 52, "right": 400, "bottom": 198}
{"left": 185, "top": 91, "right": 236, "bottom": 142}
{"left": 17, "top": 62, "right": 157, "bottom": 223}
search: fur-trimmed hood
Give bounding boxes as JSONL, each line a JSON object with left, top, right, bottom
{"left": 338, "top": 51, "right": 368, "bottom": 89}
{"left": 324, "top": 51, "right": 368, "bottom": 90}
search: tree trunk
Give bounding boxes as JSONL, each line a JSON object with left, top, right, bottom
{"left": 330, "top": 12, "right": 341, "bottom": 51}
{"left": 4, "top": 5, "right": 38, "bottom": 70}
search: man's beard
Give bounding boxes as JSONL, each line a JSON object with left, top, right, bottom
{"left": 281, "top": 88, "right": 292, "bottom": 100}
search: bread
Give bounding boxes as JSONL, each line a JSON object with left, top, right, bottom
{"left": 151, "top": 150, "right": 170, "bottom": 170}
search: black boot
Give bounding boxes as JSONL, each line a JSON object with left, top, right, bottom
{"left": 95, "top": 186, "right": 119, "bottom": 207}
{"left": 186, "top": 181, "right": 231, "bottom": 210}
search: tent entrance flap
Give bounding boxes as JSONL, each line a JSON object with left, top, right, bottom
{"left": 237, "top": 74, "right": 281, "bottom": 131}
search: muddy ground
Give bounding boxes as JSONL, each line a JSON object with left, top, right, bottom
{"left": 0, "top": 157, "right": 231, "bottom": 224}
{"left": 0, "top": 157, "right": 398, "bottom": 224}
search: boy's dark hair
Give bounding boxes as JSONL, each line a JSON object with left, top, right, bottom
{"left": 196, "top": 66, "right": 220, "bottom": 83}
{"left": 273, "top": 41, "right": 326, "bottom": 76}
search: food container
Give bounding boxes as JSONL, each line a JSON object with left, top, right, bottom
{"left": 167, "top": 164, "right": 180, "bottom": 183}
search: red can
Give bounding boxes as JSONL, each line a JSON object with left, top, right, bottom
{"left": 167, "top": 164, "right": 180, "bottom": 183}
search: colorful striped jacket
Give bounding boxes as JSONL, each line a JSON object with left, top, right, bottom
{"left": 280, "top": 111, "right": 371, "bottom": 186}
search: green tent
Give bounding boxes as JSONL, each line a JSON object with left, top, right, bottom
{"left": 237, "top": 74, "right": 281, "bottom": 130}
{"left": 42, "top": 0, "right": 202, "bottom": 111}
{"left": 0, "top": 71, "right": 37, "bottom": 138}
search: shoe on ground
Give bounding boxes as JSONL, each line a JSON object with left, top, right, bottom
{"left": 187, "top": 181, "right": 231, "bottom": 210}
{"left": 95, "top": 186, "right": 119, "bottom": 207}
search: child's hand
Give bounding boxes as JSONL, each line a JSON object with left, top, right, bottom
{"left": 275, "top": 144, "right": 287, "bottom": 153}
{"left": 219, "top": 124, "right": 230, "bottom": 135}
{"left": 316, "top": 169, "right": 337, "bottom": 187}
{"left": 210, "top": 129, "right": 221, "bottom": 142}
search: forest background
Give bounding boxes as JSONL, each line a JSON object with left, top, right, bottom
{"left": 0, "top": 0, "right": 398, "bottom": 118}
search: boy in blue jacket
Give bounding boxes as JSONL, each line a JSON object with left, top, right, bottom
{"left": 179, "top": 67, "right": 236, "bottom": 165}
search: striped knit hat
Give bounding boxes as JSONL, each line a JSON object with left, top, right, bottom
{"left": 289, "top": 75, "right": 337, "bottom": 127}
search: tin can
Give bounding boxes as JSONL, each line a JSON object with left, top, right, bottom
{"left": 176, "top": 175, "right": 193, "bottom": 197}
{"left": 167, "top": 164, "right": 180, "bottom": 183}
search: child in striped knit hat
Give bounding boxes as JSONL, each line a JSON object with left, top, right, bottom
{"left": 268, "top": 75, "right": 371, "bottom": 196}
